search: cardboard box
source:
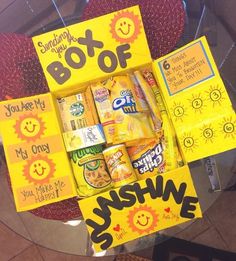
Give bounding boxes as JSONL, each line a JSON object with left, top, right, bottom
{"left": 4, "top": 5, "right": 235, "bottom": 252}
{"left": 0, "top": 93, "right": 77, "bottom": 211}
{"left": 31, "top": 6, "right": 203, "bottom": 251}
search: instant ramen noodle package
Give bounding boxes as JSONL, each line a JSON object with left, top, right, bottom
{"left": 70, "top": 145, "right": 112, "bottom": 197}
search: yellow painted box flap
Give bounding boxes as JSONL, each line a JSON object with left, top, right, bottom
{"left": 0, "top": 93, "right": 77, "bottom": 211}
{"left": 153, "top": 36, "right": 236, "bottom": 162}
{"left": 79, "top": 165, "right": 202, "bottom": 252}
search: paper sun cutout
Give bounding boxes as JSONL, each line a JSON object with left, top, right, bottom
{"left": 128, "top": 205, "right": 158, "bottom": 234}
{"left": 14, "top": 113, "right": 45, "bottom": 142}
{"left": 110, "top": 10, "right": 141, "bottom": 44}
{"left": 23, "top": 155, "right": 56, "bottom": 185}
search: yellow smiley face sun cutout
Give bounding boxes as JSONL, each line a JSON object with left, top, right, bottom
{"left": 110, "top": 10, "right": 141, "bottom": 44}
{"left": 23, "top": 155, "right": 56, "bottom": 185}
{"left": 127, "top": 205, "right": 158, "bottom": 235}
{"left": 14, "top": 113, "right": 46, "bottom": 142}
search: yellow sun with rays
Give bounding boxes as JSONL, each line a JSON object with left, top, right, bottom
{"left": 206, "top": 85, "right": 225, "bottom": 107}
{"left": 181, "top": 132, "right": 198, "bottom": 153}
{"left": 219, "top": 116, "right": 236, "bottom": 139}
{"left": 128, "top": 205, "right": 158, "bottom": 235}
{"left": 14, "top": 113, "right": 45, "bottom": 142}
{"left": 171, "top": 101, "right": 187, "bottom": 122}
{"left": 23, "top": 155, "right": 56, "bottom": 185}
{"left": 200, "top": 124, "right": 216, "bottom": 143}
{"left": 189, "top": 93, "right": 205, "bottom": 114}
{"left": 110, "top": 10, "right": 141, "bottom": 44}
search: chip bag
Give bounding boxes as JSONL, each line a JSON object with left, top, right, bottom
{"left": 70, "top": 145, "right": 112, "bottom": 197}
{"left": 127, "top": 138, "right": 166, "bottom": 180}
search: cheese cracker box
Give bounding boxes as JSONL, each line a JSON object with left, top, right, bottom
{"left": 0, "top": 93, "right": 77, "bottom": 211}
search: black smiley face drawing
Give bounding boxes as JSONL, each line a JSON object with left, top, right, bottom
{"left": 118, "top": 20, "right": 131, "bottom": 35}
{"left": 24, "top": 156, "right": 56, "bottom": 185}
{"left": 24, "top": 120, "right": 37, "bottom": 133}
{"left": 33, "top": 162, "right": 47, "bottom": 177}
{"left": 136, "top": 213, "right": 150, "bottom": 227}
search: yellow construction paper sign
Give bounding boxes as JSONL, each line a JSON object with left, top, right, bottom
{"left": 33, "top": 6, "right": 151, "bottom": 96}
{"left": 79, "top": 165, "right": 202, "bottom": 252}
{"left": 153, "top": 36, "right": 236, "bottom": 162}
{"left": 0, "top": 93, "right": 77, "bottom": 211}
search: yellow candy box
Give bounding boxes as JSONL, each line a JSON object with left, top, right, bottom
{"left": 2, "top": 4, "right": 235, "bottom": 253}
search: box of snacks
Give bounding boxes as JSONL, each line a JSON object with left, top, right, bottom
{"left": 32, "top": 6, "right": 202, "bottom": 251}
{"left": 0, "top": 5, "right": 235, "bottom": 251}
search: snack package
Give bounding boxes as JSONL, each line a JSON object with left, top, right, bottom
{"left": 142, "top": 70, "right": 166, "bottom": 111}
{"left": 91, "top": 84, "right": 115, "bottom": 144}
{"left": 161, "top": 112, "right": 178, "bottom": 171}
{"left": 103, "top": 76, "right": 155, "bottom": 144}
{"left": 127, "top": 138, "right": 165, "bottom": 180}
{"left": 63, "top": 124, "right": 106, "bottom": 151}
{"left": 129, "top": 74, "right": 149, "bottom": 112}
{"left": 70, "top": 145, "right": 112, "bottom": 197}
{"left": 134, "top": 71, "right": 162, "bottom": 131}
{"left": 142, "top": 70, "right": 183, "bottom": 171}
{"left": 57, "top": 87, "right": 99, "bottom": 131}
{"left": 103, "top": 144, "right": 137, "bottom": 188}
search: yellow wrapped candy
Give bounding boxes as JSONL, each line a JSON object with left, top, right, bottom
{"left": 142, "top": 70, "right": 183, "bottom": 171}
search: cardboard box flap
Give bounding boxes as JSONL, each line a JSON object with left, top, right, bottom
{"left": 153, "top": 36, "right": 236, "bottom": 162}
{"left": 0, "top": 93, "right": 77, "bottom": 211}
{"left": 33, "top": 6, "right": 152, "bottom": 96}
{"left": 79, "top": 165, "right": 202, "bottom": 252}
